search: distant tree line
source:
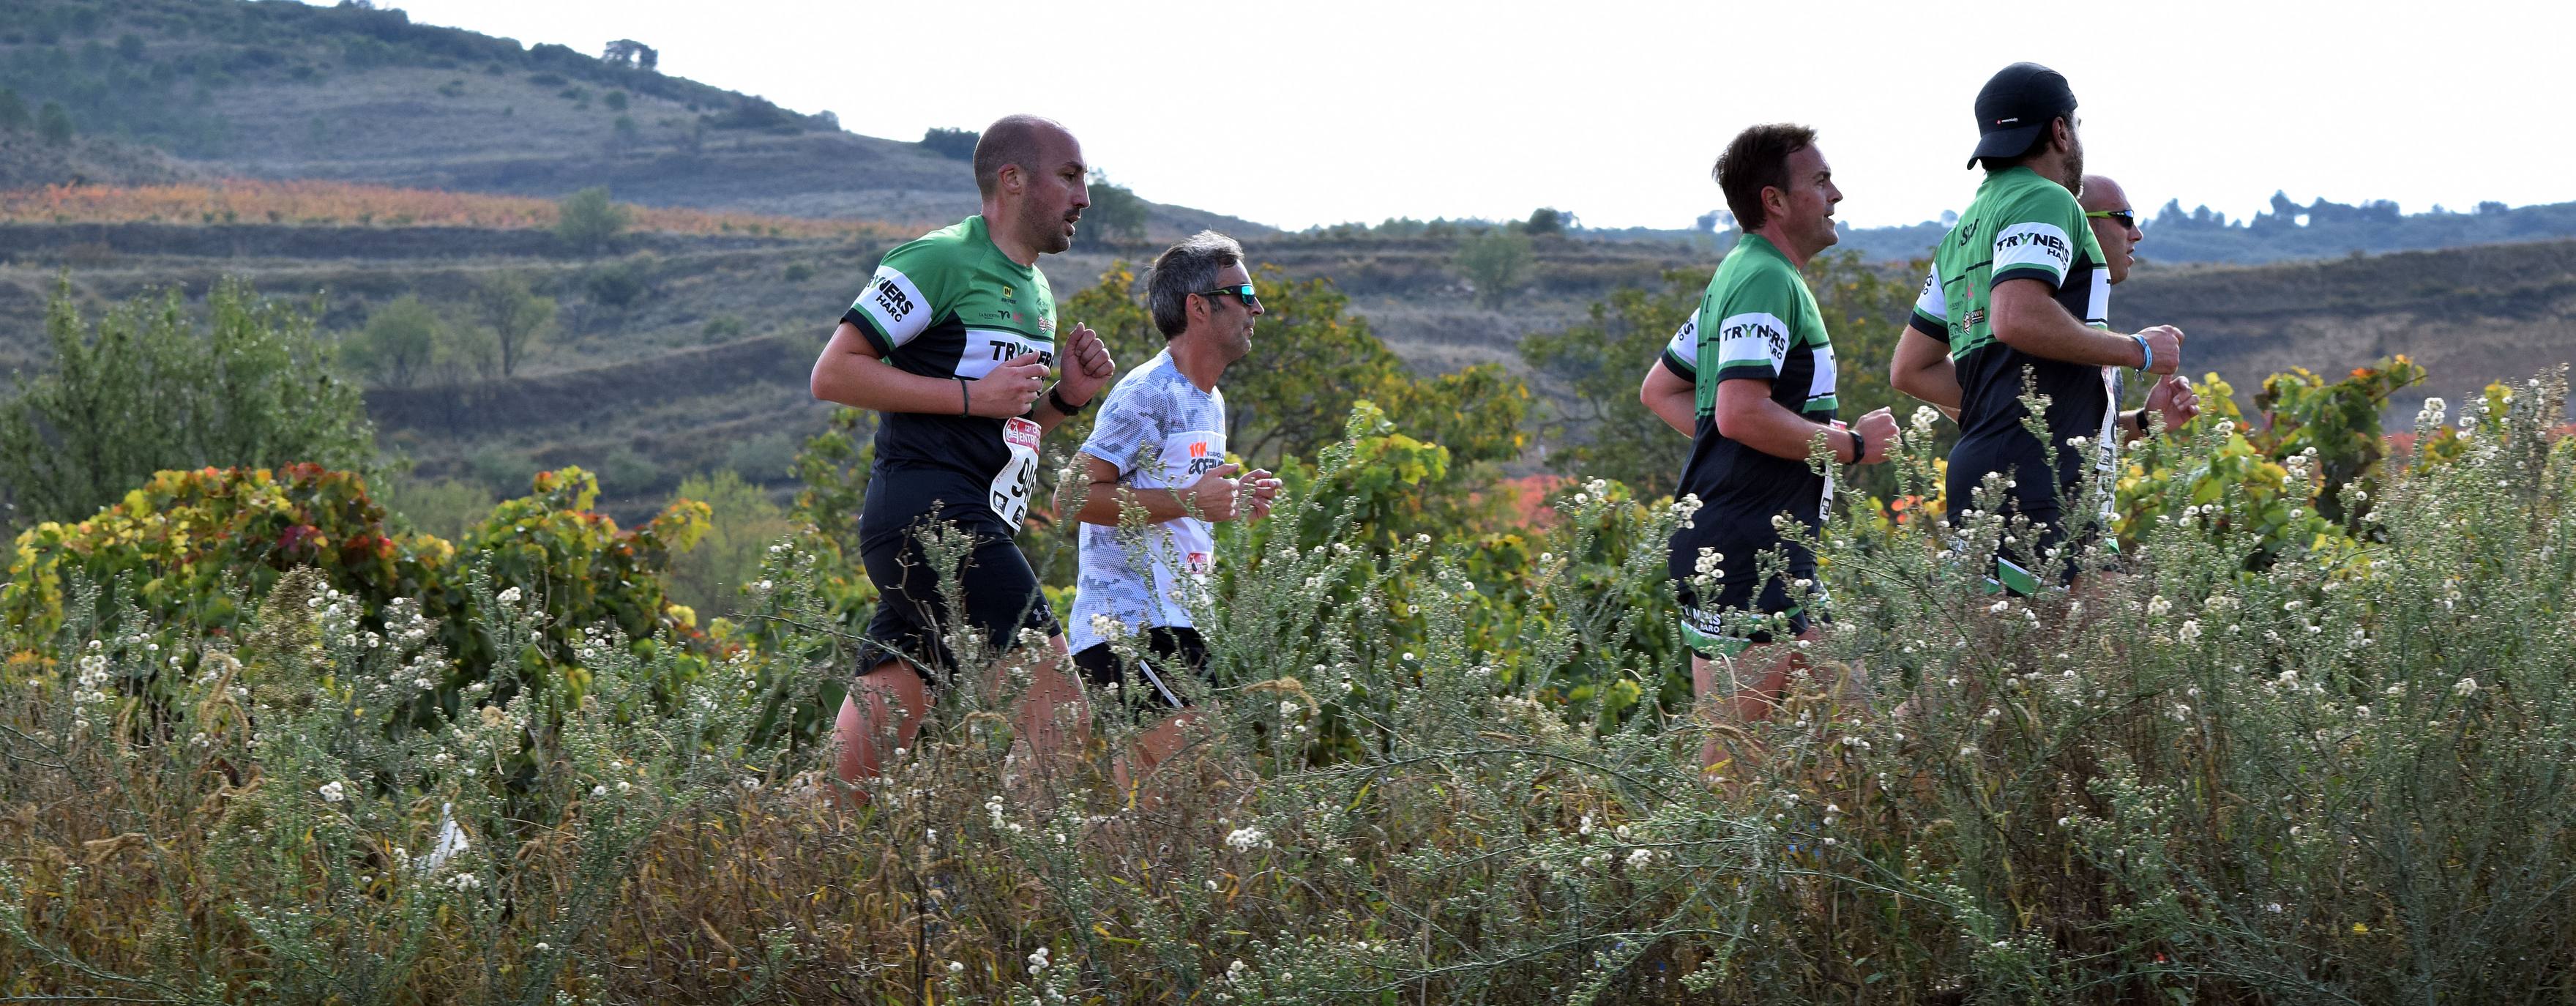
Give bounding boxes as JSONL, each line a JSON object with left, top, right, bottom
{"left": 2138, "top": 193, "right": 2576, "bottom": 264}
{"left": 919, "top": 127, "right": 977, "bottom": 160}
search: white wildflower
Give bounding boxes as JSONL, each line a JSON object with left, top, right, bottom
{"left": 496, "top": 586, "right": 521, "bottom": 604}
{"left": 1225, "top": 827, "right": 1269, "bottom": 852}
{"left": 2454, "top": 677, "right": 2479, "bottom": 697}
{"left": 317, "top": 780, "right": 346, "bottom": 802}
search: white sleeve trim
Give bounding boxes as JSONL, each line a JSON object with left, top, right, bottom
{"left": 1913, "top": 265, "right": 1947, "bottom": 321}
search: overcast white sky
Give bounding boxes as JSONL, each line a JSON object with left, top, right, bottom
{"left": 339, "top": 0, "right": 2576, "bottom": 231}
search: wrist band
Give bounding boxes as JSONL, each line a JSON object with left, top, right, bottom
{"left": 1048, "top": 386, "right": 1086, "bottom": 416}
{"left": 957, "top": 378, "right": 971, "bottom": 417}
{"left": 1846, "top": 428, "right": 1864, "bottom": 463}
{"left": 2130, "top": 334, "right": 2152, "bottom": 372}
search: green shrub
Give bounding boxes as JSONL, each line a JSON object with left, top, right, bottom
{"left": 553, "top": 187, "right": 630, "bottom": 256}
{"left": 660, "top": 470, "right": 794, "bottom": 619}
{"left": 1455, "top": 228, "right": 1534, "bottom": 308}
{"left": 1, "top": 464, "right": 708, "bottom": 693}
{"left": 37, "top": 100, "right": 73, "bottom": 145}
{"left": 580, "top": 258, "right": 650, "bottom": 307}
{"left": 0, "top": 280, "right": 376, "bottom": 528}
{"left": 1, "top": 371, "right": 2569, "bottom": 1003}
{"left": 377, "top": 472, "right": 498, "bottom": 540}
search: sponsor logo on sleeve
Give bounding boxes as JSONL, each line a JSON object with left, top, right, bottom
{"left": 1993, "top": 222, "right": 2075, "bottom": 277}
{"left": 854, "top": 266, "right": 931, "bottom": 346}
{"left": 1715, "top": 312, "right": 1791, "bottom": 371}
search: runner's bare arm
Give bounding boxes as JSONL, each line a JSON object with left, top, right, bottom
{"left": 1714, "top": 380, "right": 1890, "bottom": 464}
{"left": 1640, "top": 358, "right": 1695, "bottom": 436}
{"left": 1889, "top": 327, "right": 1963, "bottom": 419}
{"left": 1059, "top": 453, "right": 1250, "bottom": 526}
{"left": 812, "top": 321, "right": 1043, "bottom": 417}
{"left": 1989, "top": 278, "right": 2181, "bottom": 373}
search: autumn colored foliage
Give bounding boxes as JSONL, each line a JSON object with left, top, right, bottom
{"left": 0, "top": 179, "right": 896, "bottom": 240}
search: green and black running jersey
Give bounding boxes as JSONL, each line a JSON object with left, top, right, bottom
{"left": 1672, "top": 234, "right": 1840, "bottom": 585}
{"left": 840, "top": 215, "right": 1058, "bottom": 526}
{"left": 1907, "top": 166, "right": 2121, "bottom": 518}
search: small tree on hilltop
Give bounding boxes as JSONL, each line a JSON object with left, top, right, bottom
{"left": 0, "top": 280, "right": 376, "bottom": 526}
{"left": 1455, "top": 229, "right": 1534, "bottom": 309}
{"left": 555, "top": 186, "right": 631, "bottom": 256}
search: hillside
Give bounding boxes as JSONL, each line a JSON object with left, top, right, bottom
{"left": 0, "top": 0, "right": 1263, "bottom": 238}
{"left": 7, "top": 212, "right": 2566, "bottom": 526}
{"left": 2115, "top": 240, "right": 2576, "bottom": 410}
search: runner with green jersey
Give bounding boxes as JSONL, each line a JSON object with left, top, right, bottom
{"left": 1654, "top": 124, "right": 1894, "bottom": 756}
{"left": 811, "top": 114, "right": 1118, "bottom": 795}
{"left": 1916, "top": 164, "right": 2118, "bottom": 525}
{"left": 1670, "top": 231, "right": 1840, "bottom": 655}
{"left": 845, "top": 214, "right": 1060, "bottom": 529}
{"left": 1900, "top": 63, "right": 2184, "bottom": 589}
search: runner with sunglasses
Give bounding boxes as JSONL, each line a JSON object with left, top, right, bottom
{"left": 811, "top": 113, "right": 1119, "bottom": 792}
{"left": 1655, "top": 123, "right": 1897, "bottom": 770}
{"left": 1886, "top": 64, "right": 2188, "bottom": 592}
{"left": 1057, "top": 231, "right": 1280, "bottom": 795}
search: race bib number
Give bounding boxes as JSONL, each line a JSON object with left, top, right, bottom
{"left": 988, "top": 417, "right": 1043, "bottom": 525}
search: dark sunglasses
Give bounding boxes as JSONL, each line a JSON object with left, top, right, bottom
{"left": 1195, "top": 283, "right": 1261, "bottom": 308}
{"left": 2085, "top": 209, "right": 2138, "bottom": 229}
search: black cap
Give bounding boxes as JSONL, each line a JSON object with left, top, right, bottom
{"left": 1967, "top": 62, "right": 2077, "bottom": 168}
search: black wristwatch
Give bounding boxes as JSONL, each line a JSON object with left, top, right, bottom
{"left": 1845, "top": 428, "right": 1864, "bottom": 463}
{"left": 1048, "top": 386, "right": 1088, "bottom": 416}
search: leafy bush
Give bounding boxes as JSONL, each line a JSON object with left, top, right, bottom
{"left": 37, "top": 100, "right": 72, "bottom": 145}
{"left": 1, "top": 464, "right": 709, "bottom": 699}
{"left": 660, "top": 470, "right": 794, "bottom": 619}
{"left": 4, "top": 373, "right": 2568, "bottom": 1002}
{"left": 0, "top": 280, "right": 375, "bottom": 528}
{"left": 344, "top": 294, "right": 443, "bottom": 389}
{"left": 581, "top": 257, "right": 652, "bottom": 308}
{"left": 1455, "top": 228, "right": 1534, "bottom": 308}
{"left": 553, "top": 185, "right": 630, "bottom": 256}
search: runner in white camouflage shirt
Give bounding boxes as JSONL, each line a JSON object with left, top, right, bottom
{"left": 1056, "top": 231, "right": 1278, "bottom": 793}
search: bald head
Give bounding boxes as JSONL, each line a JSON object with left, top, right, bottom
{"left": 973, "top": 114, "right": 1073, "bottom": 199}
{"left": 2080, "top": 174, "right": 2141, "bottom": 285}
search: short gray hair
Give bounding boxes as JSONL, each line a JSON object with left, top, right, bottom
{"left": 1146, "top": 231, "right": 1245, "bottom": 338}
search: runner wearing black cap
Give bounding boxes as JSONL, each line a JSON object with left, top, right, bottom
{"left": 1892, "top": 171, "right": 2199, "bottom": 444}
{"left": 1889, "top": 64, "right": 2185, "bottom": 589}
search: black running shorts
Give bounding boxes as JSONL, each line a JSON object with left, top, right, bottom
{"left": 854, "top": 471, "right": 1060, "bottom": 687}
{"left": 1070, "top": 625, "right": 1209, "bottom": 712}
